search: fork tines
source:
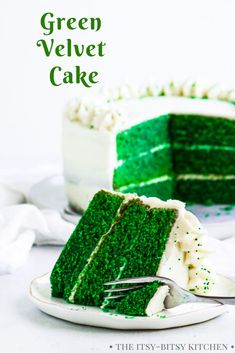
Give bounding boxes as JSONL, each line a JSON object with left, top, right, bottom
{"left": 104, "top": 285, "right": 142, "bottom": 294}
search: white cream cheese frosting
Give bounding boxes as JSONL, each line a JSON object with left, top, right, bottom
{"left": 145, "top": 285, "right": 169, "bottom": 316}
{"left": 65, "top": 96, "right": 125, "bottom": 132}
{"left": 139, "top": 195, "right": 216, "bottom": 295}
{"left": 63, "top": 119, "right": 116, "bottom": 211}
{"left": 65, "top": 80, "right": 235, "bottom": 131}
{"left": 139, "top": 194, "right": 216, "bottom": 314}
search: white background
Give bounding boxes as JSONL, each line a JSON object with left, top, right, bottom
{"left": 1, "top": 2, "right": 235, "bottom": 351}
{"left": 1, "top": 0, "right": 235, "bottom": 165}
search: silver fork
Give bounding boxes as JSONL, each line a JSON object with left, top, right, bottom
{"left": 104, "top": 276, "right": 235, "bottom": 308}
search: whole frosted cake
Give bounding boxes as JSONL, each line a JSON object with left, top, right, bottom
{"left": 63, "top": 80, "right": 235, "bottom": 211}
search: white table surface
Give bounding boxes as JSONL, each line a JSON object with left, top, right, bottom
{"left": 1, "top": 246, "right": 235, "bottom": 353}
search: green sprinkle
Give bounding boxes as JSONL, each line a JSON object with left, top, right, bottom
{"left": 220, "top": 205, "right": 234, "bottom": 213}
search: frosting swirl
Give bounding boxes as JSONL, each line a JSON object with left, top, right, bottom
{"left": 140, "top": 196, "right": 216, "bottom": 294}
{"left": 65, "top": 96, "right": 124, "bottom": 131}
{"left": 65, "top": 79, "right": 235, "bottom": 131}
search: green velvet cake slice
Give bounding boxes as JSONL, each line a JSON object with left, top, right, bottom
{"left": 115, "top": 282, "right": 169, "bottom": 317}
{"left": 68, "top": 199, "right": 176, "bottom": 306}
{"left": 51, "top": 189, "right": 216, "bottom": 315}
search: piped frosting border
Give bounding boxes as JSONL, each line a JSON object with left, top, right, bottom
{"left": 65, "top": 79, "right": 235, "bottom": 131}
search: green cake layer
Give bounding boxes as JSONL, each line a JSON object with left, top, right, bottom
{"left": 175, "top": 179, "right": 235, "bottom": 204}
{"left": 117, "top": 179, "right": 174, "bottom": 200}
{"left": 115, "top": 281, "right": 161, "bottom": 317}
{"left": 116, "top": 114, "right": 170, "bottom": 160}
{"left": 114, "top": 113, "right": 235, "bottom": 205}
{"left": 51, "top": 190, "right": 177, "bottom": 307}
{"left": 113, "top": 148, "right": 172, "bottom": 188}
{"left": 114, "top": 114, "right": 173, "bottom": 199}
{"left": 171, "top": 114, "right": 235, "bottom": 147}
{"left": 173, "top": 148, "right": 235, "bottom": 175}
{"left": 50, "top": 190, "right": 124, "bottom": 298}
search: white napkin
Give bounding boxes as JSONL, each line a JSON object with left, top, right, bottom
{"left": 0, "top": 183, "right": 25, "bottom": 207}
{"left": 0, "top": 183, "right": 74, "bottom": 274}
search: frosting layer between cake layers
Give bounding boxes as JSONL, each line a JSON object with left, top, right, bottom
{"left": 63, "top": 94, "right": 235, "bottom": 210}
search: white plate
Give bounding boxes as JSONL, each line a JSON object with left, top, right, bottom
{"left": 29, "top": 273, "right": 234, "bottom": 330}
{"left": 29, "top": 175, "right": 235, "bottom": 239}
